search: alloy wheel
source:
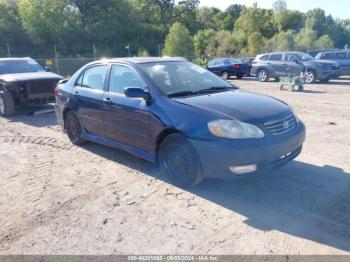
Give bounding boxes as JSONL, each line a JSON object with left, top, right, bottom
{"left": 258, "top": 70, "right": 267, "bottom": 81}
{"left": 305, "top": 71, "right": 315, "bottom": 84}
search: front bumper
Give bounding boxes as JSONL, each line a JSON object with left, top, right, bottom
{"left": 189, "top": 122, "right": 306, "bottom": 179}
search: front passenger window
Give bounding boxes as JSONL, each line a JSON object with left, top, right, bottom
{"left": 109, "top": 65, "right": 145, "bottom": 94}
{"left": 81, "top": 65, "right": 107, "bottom": 90}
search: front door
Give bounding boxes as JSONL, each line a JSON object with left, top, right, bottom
{"left": 102, "top": 64, "right": 151, "bottom": 151}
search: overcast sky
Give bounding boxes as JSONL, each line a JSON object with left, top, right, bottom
{"left": 199, "top": 0, "right": 349, "bottom": 19}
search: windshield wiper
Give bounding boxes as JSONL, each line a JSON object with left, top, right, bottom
{"left": 167, "top": 90, "right": 198, "bottom": 98}
{"left": 198, "top": 86, "right": 233, "bottom": 94}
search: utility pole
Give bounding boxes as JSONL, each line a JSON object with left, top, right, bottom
{"left": 6, "top": 44, "right": 11, "bottom": 57}
{"left": 54, "top": 45, "right": 60, "bottom": 75}
{"left": 92, "top": 44, "right": 97, "bottom": 60}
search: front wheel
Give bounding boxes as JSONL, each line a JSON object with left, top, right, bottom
{"left": 65, "top": 111, "right": 86, "bottom": 145}
{"left": 0, "top": 89, "right": 15, "bottom": 117}
{"left": 159, "top": 134, "right": 204, "bottom": 188}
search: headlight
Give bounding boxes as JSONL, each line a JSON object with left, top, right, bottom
{"left": 208, "top": 119, "right": 264, "bottom": 139}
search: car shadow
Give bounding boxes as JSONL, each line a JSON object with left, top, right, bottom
{"left": 81, "top": 142, "right": 350, "bottom": 252}
{"left": 6, "top": 104, "right": 57, "bottom": 128}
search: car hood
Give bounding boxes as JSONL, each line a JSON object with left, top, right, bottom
{"left": 173, "top": 90, "right": 291, "bottom": 123}
{"left": 0, "top": 72, "right": 63, "bottom": 82}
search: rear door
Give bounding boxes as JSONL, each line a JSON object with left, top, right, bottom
{"left": 207, "top": 59, "right": 222, "bottom": 75}
{"left": 333, "top": 52, "right": 348, "bottom": 73}
{"left": 102, "top": 64, "right": 151, "bottom": 151}
{"left": 73, "top": 64, "right": 107, "bottom": 136}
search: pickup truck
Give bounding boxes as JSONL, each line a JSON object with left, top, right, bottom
{"left": 0, "top": 57, "right": 63, "bottom": 116}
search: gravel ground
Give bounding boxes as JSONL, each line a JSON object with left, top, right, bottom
{"left": 0, "top": 78, "right": 350, "bottom": 255}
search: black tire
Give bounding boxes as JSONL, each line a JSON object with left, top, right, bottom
{"left": 236, "top": 74, "right": 243, "bottom": 79}
{"left": 319, "top": 78, "right": 330, "bottom": 83}
{"left": 221, "top": 71, "right": 229, "bottom": 80}
{"left": 159, "top": 133, "right": 204, "bottom": 188}
{"left": 0, "top": 89, "right": 15, "bottom": 117}
{"left": 257, "top": 69, "right": 269, "bottom": 82}
{"left": 65, "top": 111, "right": 86, "bottom": 145}
{"left": 304, "top": 70, "right": 316, "bottom": 84}
{"left": 274, "top": 77, "right": 280, "bottom": 82}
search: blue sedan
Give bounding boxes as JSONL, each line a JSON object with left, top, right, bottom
{"left": 55, "top": 57, "right": 305, "bottom": 187}
{"left": 207, "top": 58, "right": 251, "bottom": 79}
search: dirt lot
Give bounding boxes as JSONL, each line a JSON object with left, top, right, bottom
{"left": 0, "top": 78, "right": 350, "bottom": 255}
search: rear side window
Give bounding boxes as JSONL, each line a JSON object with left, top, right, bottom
{"left": 108, "top": 65, "right": 144, "bottom": 94}
{"left": 80, "top": 65, "right": 107, "bottom": 90}
{"left": 260, "top": 55, "right": 268, "bottom": 61}
{"left": 320, "top": 53, "right": 332, "bottom": 59}
{"left": 334, "top": 52, "right": 346, "bottom": 59}
{"left": 269, "top": 54, "right": 282, "bottom": 61}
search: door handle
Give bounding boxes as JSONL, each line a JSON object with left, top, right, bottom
{"left": 74, "top": 91, "right": 79, "bottom": 95}
{"left": 104, "top": 97, "right": 113, "bottom": 104}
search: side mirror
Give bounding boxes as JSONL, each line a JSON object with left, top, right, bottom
{"left": 124, "top": 87, "right": 151, "bottom": 100}
{"left": 45, "top": 66, "right": 52, "bottom": 72}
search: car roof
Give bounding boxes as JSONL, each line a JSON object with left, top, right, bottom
{"left": 0, "top": 57, "right": 33, "bottom": 61}
{"left": 320, "top": 50, "right": 349, "bottom": 54}
{"left": 95, "top": 57, "right": 188, "bottom": 65}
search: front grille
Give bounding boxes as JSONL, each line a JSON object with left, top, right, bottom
{"left": 332, "top": 65, "right": 341, "bottom": 71}
{"left": 264, "top": 114, "right": 296, "bottom": 135}
{"left": 27, "top": 80, "right": 56, "bottom": 94}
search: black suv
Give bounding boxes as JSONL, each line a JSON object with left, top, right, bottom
{"left": 251, "top": 52, "right": 341, "bottom": 83}
{"left": 315, "top": 50, "right": 350, "bottom": 76}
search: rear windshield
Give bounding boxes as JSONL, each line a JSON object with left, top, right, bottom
{"left": 0, "top": 59, "right": 45, "bottom": 74}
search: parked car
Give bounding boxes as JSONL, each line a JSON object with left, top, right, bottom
{"left": 0, "top": 57, "right": 63, "bottom": 116}
{"left": 238, "top": 57, "right": 255, "bottom": 76}
{"left": 251, "top": 52, "right": 341, "bottom": 83}
{"left": 55, "top": 57, "right": 306, "bottom": 187}
{"left": 207, "top": 58, "right": 251, "bottom": 79}
{"left": 315, "top": 50, "right": 350, "bottom": 76}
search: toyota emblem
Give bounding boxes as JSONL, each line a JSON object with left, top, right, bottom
{"left": 283, "top": 121, "right": 289, "bottom": 129}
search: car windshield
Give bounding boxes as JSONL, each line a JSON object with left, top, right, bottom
{"left": 139, "top": 61, "right": 236, "bottom": 97}
{"left": 295, "top": 53, "right": 314, "bottom": 61}
{"left": 0, "top": 59, "right": 45, "bottom": 74}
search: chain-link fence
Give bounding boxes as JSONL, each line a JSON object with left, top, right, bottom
{"left": 0, "top": 44, "right": 203, "bottom": 76}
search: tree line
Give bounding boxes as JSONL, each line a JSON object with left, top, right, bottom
{"left": 0, "top": 0, "right": 349, "bottom": 59}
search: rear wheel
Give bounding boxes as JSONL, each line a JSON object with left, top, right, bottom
{"left": 65, "top": 111, "right": 86, "bottom": 145}
{"left": 257, "top": 69, "right": 269, "bottom": 82}
{"left": 0, "top": 89, "right": 15, "bottom": 117}
{"left": 236, "top": 74, "right": 243, "bottom": 79}
{"left": 159, "top": 133, "right": 204, "bottom": 188}
{"left": 221, "top": 71, "right": 229, "bottom": 79}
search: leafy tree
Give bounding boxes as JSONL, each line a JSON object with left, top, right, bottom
{"left": 294, "top": 27, "right": 318, "bottom": 50}
{"left": 206, "top": 31, "right": 235, "bottom": 57}
{"left": 193, "top": 29, "right": 215, "bottom": 57}
{"left": 163, "top": 22, "right": 193, "bottom": 57}
{"left": 267, "top": 30, "right": 295, "bottom": 51}
{"left": 314, "top": 35, "right": 334, "bottom": 49}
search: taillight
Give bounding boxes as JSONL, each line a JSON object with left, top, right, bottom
{"left": 232, "top": 64, "right": 240, "bottom": 69}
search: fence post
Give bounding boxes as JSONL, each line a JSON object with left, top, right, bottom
{"left": 93, "top": 44, "right": 97, "bottom": 60}
{"left": 54, "top": 45, "right": 60, "bottom": 75}
{"left": 6, "top": 44, "right": 11, "bottom": 57}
